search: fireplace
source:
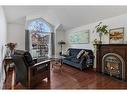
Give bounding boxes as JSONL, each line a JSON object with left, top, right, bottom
{"left": 102, "top": 53, "right": 125, "bottom": 79}
{"left": 96, "top": 44, "right": 127, "bottom": 81}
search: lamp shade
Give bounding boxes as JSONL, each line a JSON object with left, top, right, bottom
{"left": 58, "top": 40, "right": 66, "bottom": 45}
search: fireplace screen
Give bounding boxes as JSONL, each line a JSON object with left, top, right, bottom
{"left": 102, "top": 53, "right": 125, "bottom": 79}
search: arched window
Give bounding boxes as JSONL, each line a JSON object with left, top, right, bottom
{"left": 28, "top": 18, "right": 52, "bottom": 33}
{"left": 26, "top": 18, "right": 54, "bottom": 58}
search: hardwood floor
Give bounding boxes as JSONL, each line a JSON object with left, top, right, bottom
{"left": 3, "top": 62, "right": 127, "bottom": 89}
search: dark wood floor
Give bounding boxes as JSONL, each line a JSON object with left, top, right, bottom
{"left": 3, "top": 62, "right": 127, "bottom": 89}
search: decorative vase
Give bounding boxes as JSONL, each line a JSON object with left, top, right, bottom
{"left": 99, "top": 32, "right": 102, "bottom": 44}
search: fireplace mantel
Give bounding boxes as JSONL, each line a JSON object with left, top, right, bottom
{"left": 96, "top": 44, "right": 127, "bottom": 81}
{"left": 95, "top": 44, "right": 127, "bottom": 49}
{"left": 96, "top": 44, "right": 127, "bottom": 46}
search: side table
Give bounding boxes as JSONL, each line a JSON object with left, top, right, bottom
{"left": 4, "top": 57, "right": 13, "bottom": 80}
{"left": 4, "top": 57, "right": 15, "bottom": 89}
{"left": 50, "top": 56, "right": 65, "bottom": 70}
{"left": 50, "top": 57, "right": 59, "bottom": 68}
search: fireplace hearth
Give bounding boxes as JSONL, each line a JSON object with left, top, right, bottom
{"left": 96, "top": 44, "right": 127, "bottom": 81}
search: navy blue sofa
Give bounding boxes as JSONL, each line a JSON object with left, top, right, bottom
{"left": 62, "top": 48, "right": 94, "bottom": 70}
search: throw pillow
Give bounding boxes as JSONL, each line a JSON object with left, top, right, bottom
{"left": 64, "top": 50, "right": 70, "bottom": 56}
{"left": 83, "top": 51, "right": 89, "bottom": 57}
{"left": 66, "top": 50, "right": 70, "bottom": 55}
{"left": 76, "top": 50, "right": 84, "bottom": 59}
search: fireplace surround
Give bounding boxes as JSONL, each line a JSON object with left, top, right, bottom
{"left": 96, "top": 44, "right": 127, "bottom": 81}
{"left": 102, "top": 53, "right": 125, "bottom": 80}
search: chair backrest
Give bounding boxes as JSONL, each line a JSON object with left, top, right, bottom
{"left": 12, "top": 50, "right": 33, "bottom": 87}
{"left": 14, "top": 50, "right": 33, "bottom": 66}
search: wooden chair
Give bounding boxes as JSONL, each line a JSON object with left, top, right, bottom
{"left": 12, "top": 50, "right": 50, "bottom": 89}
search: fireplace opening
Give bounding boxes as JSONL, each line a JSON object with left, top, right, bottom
{"left": 102, "top": 53, "right": 125, "bottom": 80}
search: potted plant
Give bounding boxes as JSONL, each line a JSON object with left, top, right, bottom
{"left": 95, "top": 22, "right": 108, "bottom": 44}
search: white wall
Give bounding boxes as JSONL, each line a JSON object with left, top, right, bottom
{"left": 7, "top": 23, "right": 25, "bottom": 50}
{"left": 65, "top": 13, "right": 127, "bottom": 68}
{"left": 26, "top": 10, "right": 60, "bottom": 27}
{"left": 55, "top": 25, "right": 66, "bottom": 58}
{"left": 0, "top": 6, "right": 7, "bottom": 89}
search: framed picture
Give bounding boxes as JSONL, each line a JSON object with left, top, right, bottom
{"left": 109, "top": 27, "right": 124, "bottom": 44}
{"left": 68, "top": 30, "right": 90, "bottom": 44}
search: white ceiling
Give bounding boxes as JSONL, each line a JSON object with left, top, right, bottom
{"left": 3, "top": 6, "right": 127, "bottom": 31}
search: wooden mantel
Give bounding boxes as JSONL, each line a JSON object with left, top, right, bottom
{"left": 95, "top": 44, "right": 127, "bottom": 49}
{"left": 96, "top": 44, "right": 127, "bottom": 46}
{"left": 96, "top": 44, "right": 127, "bottom": 81}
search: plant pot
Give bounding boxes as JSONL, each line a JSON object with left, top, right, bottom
{"left": 98, "top": 41, "right": 102, "bottom": 44}
{"left": 99, "top": 32, "right": 102, "bottom": 43}
{"left": 96, "top": 41, "right": 102, "bottom": 44}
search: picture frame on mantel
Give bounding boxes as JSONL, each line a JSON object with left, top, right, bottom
{"left": 109, "top": 27, "right": 124, "bottom": 44}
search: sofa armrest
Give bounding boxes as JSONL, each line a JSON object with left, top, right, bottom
{"left": 80, "top": 54, "right": 94, "bottom": 64}
{"left": 61, "top": 54, "right": 70, "bottom": 57}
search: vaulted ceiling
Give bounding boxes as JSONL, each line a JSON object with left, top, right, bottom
{"left": 3, "top": 6, "right": 127, "bottom": 31}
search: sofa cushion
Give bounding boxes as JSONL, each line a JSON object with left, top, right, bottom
{"left": 63, "top": 48, "right": 94, "bottom": 70}
{"left": 76, "top": 50, "right": 84, "bottom": 59}
{"left": 70, "top": 57, "right": 80, "bottom": 63}
{"left": 69, "top": 48, "right": 82, "bottom": 57}
{"left": 65, "top": 56, "right": 74, "bottom": 61}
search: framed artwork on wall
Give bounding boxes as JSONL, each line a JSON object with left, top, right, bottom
{"left": 109, "top": 27, "right": 124, "bottom": 44}
{"left": 68, "top": 30, "right": 90, "bottom": 44}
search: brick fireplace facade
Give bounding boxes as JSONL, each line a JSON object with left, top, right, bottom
{"left": 96, "top": 44, "right": 127, "bottom": 81}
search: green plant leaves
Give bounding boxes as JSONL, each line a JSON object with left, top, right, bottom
{"left": 95, "top": 22, "right": 108, "bottom": 35}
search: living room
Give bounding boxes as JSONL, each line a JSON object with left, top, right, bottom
{"left": 1, "top": 1, "right": 127, "bottom": 93}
